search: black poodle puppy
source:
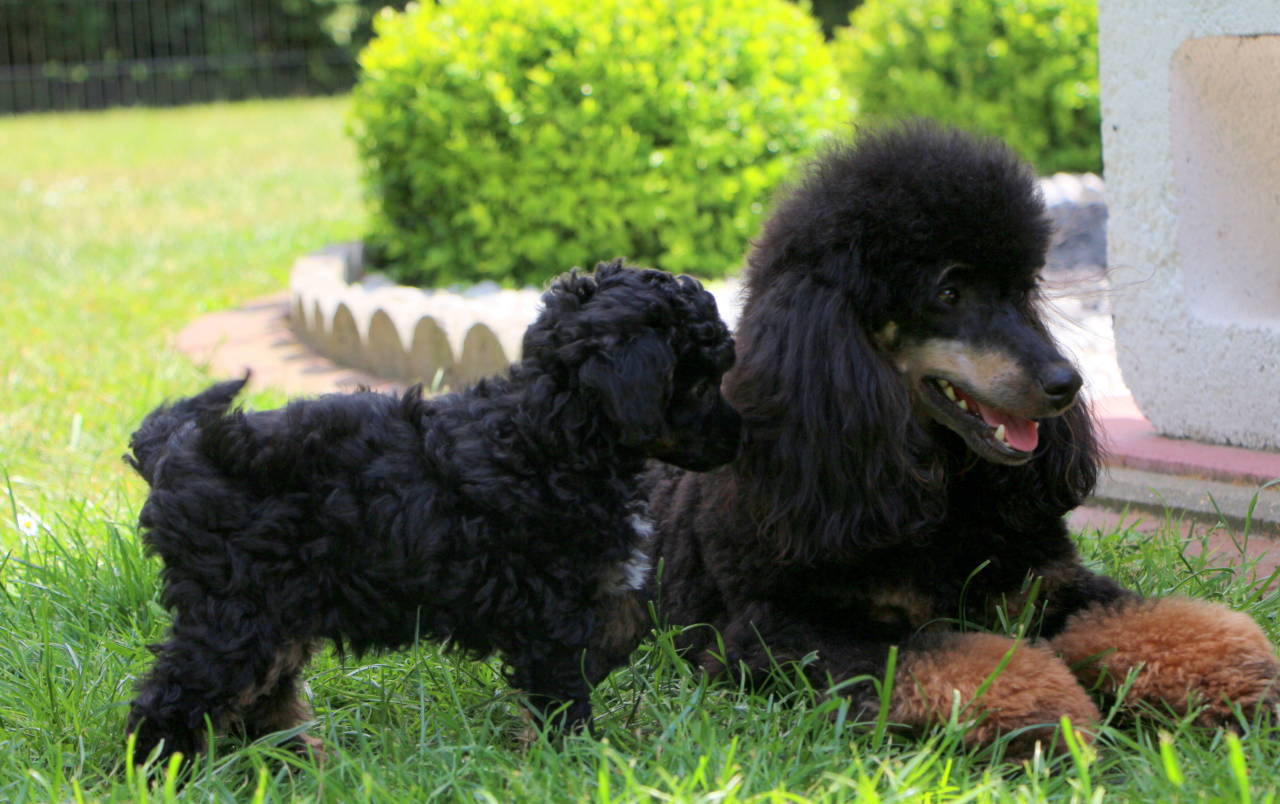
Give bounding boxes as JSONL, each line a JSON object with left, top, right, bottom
{"left": 125, "top": 259, "right": 740, "bottom": 764}
{"left": 645, "top": 122, "right": 1279, "bottom": 756}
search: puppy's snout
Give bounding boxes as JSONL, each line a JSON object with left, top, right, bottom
{"left": 1038, "top": 362, "right": 1083, "bottom": 408}
{"left": 702, "top": 397, "right": 743, "bottom": 462}
{"left": 719, "top": 398, "right": 744, "bottom": 452}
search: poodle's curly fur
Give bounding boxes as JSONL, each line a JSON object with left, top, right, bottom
{"left": 125, "top": 260, "right": 740, "bottom": 763}
{"left": 645, "top": 122, "right": 1279, "bottom": 752}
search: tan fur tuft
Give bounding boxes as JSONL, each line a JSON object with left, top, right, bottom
{"left": 892, "top": 632, "right": 1099, "bottom": 757}
{"left": 1050, "top": 596, "right": 1280, "bottom": 724}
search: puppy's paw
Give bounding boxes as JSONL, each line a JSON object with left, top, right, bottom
{"left": 290, "top": 733, "right": 329, "bottom": 764}
{"left": 1050, "top": 596, "right": 1280, "bottom": 726}
{"left": 127, "top": 717, "right": 203, "bottom": 768}
{"left": 892, "top": 632, "right": 1099, "bottom": 758}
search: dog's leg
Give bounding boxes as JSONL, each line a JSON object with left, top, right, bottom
{"left": 890, "top": 632, "right": 1100, "bottom": 758}
{"left": 707, "top": 603, "right": 1097, "bottom": 758}
{"left": 705, "top": 602, "right": 890, "bottom": 695}
{"left": 1050, "top": 596, "right": 1280, "bottom": 726}
{"left": 127, "top": 600, "right": 293, "bottom": 766}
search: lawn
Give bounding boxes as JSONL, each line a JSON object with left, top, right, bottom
{"left": 2, "top": 98, "right": 1280, "bottom": 802}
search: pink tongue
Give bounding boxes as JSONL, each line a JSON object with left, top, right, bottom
{"left": 973, "top": 400, "right": 1040, "bottom": 452}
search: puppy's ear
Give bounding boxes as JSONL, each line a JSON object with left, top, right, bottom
{"left": 579, "top": 331, "right": 675, "bottom": 446}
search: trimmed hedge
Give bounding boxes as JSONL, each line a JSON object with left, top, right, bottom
{"left": 350, "top": 0, "right": 845, "bottom": 287}
{"left": 832, "top": 0, "right": 1101, "bottom": 174}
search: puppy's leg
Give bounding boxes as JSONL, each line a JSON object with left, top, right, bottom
{"left": 585, "top": 589, "right": 651, "bottom": 686}
{"left": 236, "top": 641, "right": 326, "bottom": 760}
{"left": 127, "top": 599, "right": 293, "bottom": 765}
{"left": 507, "top": 643, "right": 594, "bottom": 734}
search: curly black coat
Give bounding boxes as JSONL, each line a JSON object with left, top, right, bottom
{"left": 645, "top": 123, "right": 1128, "bottom": 715}
{"left": 125, "top": 260, "right": 740, "bottom": 763}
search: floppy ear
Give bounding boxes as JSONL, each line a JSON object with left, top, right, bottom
{"left": 726, "top": 263, "right": 942, "bottom": 561}
{"left": 579, "top": 331, "right": 675, "bottom": 446}
{"left": 1028, "top": 395, "right": 1099, "bottom": 514}
{"left": 971, "top": 384, "right": 1099, "bottom": 536}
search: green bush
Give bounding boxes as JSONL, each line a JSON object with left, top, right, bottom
{"left": 350, "top": 0, "right": 845, "bottom": 287}
{"left": 832, "top": 0, "right": 1101, "bottom": 174}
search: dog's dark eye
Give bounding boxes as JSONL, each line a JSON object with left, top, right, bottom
{"left": 937, "top": 287, "right": 960, "bottom": 306}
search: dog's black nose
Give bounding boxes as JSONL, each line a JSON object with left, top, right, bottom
{"left": 1039, "top": 363, "right": 1083, "bottom": 407}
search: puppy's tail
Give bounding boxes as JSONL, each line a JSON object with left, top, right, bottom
{"left": 124, "top": 373, "right": 249, "bottom": 484}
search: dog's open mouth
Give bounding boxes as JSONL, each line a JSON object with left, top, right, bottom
{"left": 921, "top": 376, "right": 1040, "bottom": 464}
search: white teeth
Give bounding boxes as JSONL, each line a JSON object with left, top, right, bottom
{"left": 944, "top": 384, "right": 957, "bottom": 402}
{"left": 1033, "top": 422, "right": 1040, "bottom": 431}
{"left": 957, "top": 399, "right": 969, "bottom": 412}
{"left": 994, "top": 424, "right": 1008, "bottom": 444}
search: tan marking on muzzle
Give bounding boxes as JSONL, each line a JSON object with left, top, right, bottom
{"left": 895, "top": 338, "right": 1036, "bottom": 411}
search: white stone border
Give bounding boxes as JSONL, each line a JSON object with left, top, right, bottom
{"left": 288, "top": 243, "right": 544, "bottom": 386}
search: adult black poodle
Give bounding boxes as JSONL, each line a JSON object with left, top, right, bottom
{"left": 125, "top": 260, "right": 740, "bottom": 764}
{"left": 645, "top": 122, "right": 1279, "bottom": 755}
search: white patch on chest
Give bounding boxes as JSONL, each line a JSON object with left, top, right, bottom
{"left": 599, "top": 514, "right": 655, "bottom": 596}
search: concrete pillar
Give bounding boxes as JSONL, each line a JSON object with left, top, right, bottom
{"left": 1100, "top": 0, "right": 1280, "bottom": 449}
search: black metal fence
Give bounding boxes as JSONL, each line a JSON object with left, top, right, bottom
{"left": 1, "top": 0, "right": 855, "bottom": 115}
{"left": 0, "top": 0, "right": 401, "bottom": 114}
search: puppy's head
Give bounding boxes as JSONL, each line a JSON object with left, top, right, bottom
{"left": 524, "top": 259, "right": 740, "bottom": 470}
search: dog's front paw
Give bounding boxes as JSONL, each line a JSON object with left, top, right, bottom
{"left": 1050, "top": 596, "right": 1280, "bottom": 726}
{"left": 892, "top": 632, "right": 1099, "bottom": 758}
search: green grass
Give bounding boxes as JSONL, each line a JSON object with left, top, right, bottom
{"left": 0, "top": 97, "right": 362, "bottom": 531}
{"left": 3, "top": 98, "right": 1280, "bottom": 801}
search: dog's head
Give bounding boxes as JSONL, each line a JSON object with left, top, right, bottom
{"left": 851, "top": 127, "right": 1080, "bottom": 466}
{"left": 750, "top": 120, "right": 1082, "bottom": 466}
{"left": 730, "top": 121, "right": 1097, "bottom": 554}
{"left": 523, "top": 259, "right": 740, "bottom": 470}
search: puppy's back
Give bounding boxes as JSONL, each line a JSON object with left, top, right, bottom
{"left": 185, "top": 391, "right": 423, "bottom": 492}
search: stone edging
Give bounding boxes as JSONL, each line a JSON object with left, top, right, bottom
{"left": 288, "top": 243, "right": 544, "bottom": 386}
{"left": 287, "top": 246, "right": 745, "bottom": 387}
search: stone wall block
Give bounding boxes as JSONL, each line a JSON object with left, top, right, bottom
{"left": 327, "top": 303, "right": 364, "bottom": 370}
{"left": 457, "top": 324, "right": 509, "bottom": 385}
{"left": 287, "top": 244, "right": 542, "bottom": 388}
{"left": 408, "top": 316, "right": 455, "bottom": 387}
{"left": 364, "top": 309, "right": 412, "bottom": 380}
